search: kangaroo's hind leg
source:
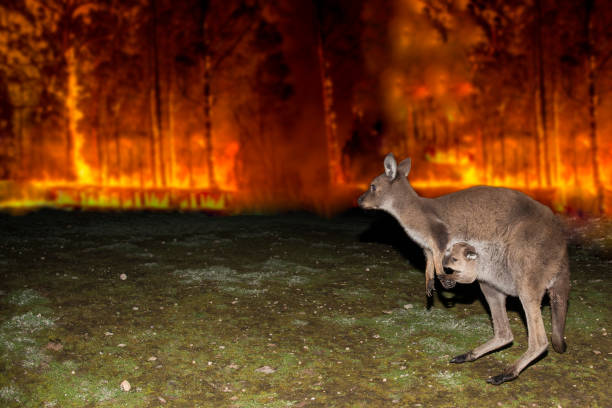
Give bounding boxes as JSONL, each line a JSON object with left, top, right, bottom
{"left": 451, "top": 281, "right": 513, "bottom": 364}
{"left": 487, "top": 293, "right": 548, "bottom": 385}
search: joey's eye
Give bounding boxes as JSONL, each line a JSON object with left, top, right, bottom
{"left": 451, "top": 257, "right": 457, "bottom": 263}
{"left": 370, "top": 184, "right": 376, "bottom": 192}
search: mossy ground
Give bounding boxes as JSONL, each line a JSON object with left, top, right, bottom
{"left": 0, "top": 210, "right": 610, "bottom": 407}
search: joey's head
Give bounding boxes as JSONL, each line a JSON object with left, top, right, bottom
{"left": 441, "top": 242, "right": 479, "bottom": 287}
{"left": 358, "top": 153, "right": 413, "bottom": 212}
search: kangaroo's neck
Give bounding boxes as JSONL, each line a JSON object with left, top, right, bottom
{"left": 382, "top": 184, "right": 446, "bottom": 251}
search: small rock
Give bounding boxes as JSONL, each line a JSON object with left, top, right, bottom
{"left": 593, "top": 350, "right": 601, "bottom": 355}
{"left": 158, "top": 396, "right": 167, "bottom": 404}
{"left": 118, "top": 343, "right": 126, "bottom": 347}
{"left": 403, "top": 304, "right": 414, "bottom": 309}
{"left": 120, "top": 273, "right": 127, "bottom": 280}
{"left": 46, "top": 341, "right": 63, "bottom": 352}
{"left": 104, "top": 331, "right": 114, "bottom": 336}
{"left": 148, "top": 356, "right": 157, "bottom": 361}
{"left": 255, "top": 366, "right": 276, "bottom": 374}
{"left": 120, "top": 380, "right": 131, "bottom": 392}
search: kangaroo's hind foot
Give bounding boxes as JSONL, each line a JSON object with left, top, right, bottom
{"left": 486, "top": 370, "right": 518, "bottom": 385}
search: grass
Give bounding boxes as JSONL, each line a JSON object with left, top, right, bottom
{"left": 0, "top": 210, "right": 610, "bottom": 407}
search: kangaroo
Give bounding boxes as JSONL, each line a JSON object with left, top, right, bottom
{"left": 358, "top": 153, "right": 570, "bottom": 384}
{"left": 442, "top": 240, "right": 569, "bottom": 381}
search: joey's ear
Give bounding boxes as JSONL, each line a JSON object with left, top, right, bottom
{"left": 465, "top": 250, "right": 478, "bottom": 260}
{"left": 398, "top": 157, "right": 412, "bottom": 177}
{"left": 384, "top": 153, "right": 397, "bottom": 180}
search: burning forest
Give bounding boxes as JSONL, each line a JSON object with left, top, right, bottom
{"left": 0, "top": 0, "right": 610, "bottom": 214}
{"left": 2, "top": 2, "right": 612, "bottom": 406}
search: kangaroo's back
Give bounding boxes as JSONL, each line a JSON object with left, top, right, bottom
{"left": 433, "top": 186, "right": 561, "bottom": 243}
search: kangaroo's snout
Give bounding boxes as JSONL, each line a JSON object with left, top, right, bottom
{"left": 357, "top": 194, "right": 365, "bottom": 207}
{"left": 358, "top": 191, "right": 375, "bottom": 209}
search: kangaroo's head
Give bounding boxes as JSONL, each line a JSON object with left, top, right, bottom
{"left": 442, "top": 242, "right": 479, "bottom": 286}
{"left": 358, "top": 153, "right": 414, "bottom": 211}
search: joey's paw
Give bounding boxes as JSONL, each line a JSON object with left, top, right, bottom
{"left": 450, "top": 352, "right": 474, "bottom": 364}
{"left": 438, "top": 277, "right": 456, "bottom": 289}
{"left": 426, "top": 279, "right": 435, "bottom": 297}
{"left": 486, "top": 372, "right": 517, "bottom": 385}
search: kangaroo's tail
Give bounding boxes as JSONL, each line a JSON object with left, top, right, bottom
{"left": 548, "top": 256, "right": 570, "bottom": 353}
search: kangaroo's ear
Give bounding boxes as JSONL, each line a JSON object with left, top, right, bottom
{"left": 465, "top": 250, "right": 478, "bottom": 260}
{"left": 384, "top": 153, "right": 397, "bottom": 180}
{"left": 398, "top": 157, "right": 412, "bottom": 177}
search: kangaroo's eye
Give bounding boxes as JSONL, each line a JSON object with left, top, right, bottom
{"left": 451, "top": 257, "right": 457, "bottom": 263}
{"left": 370, "top": 184, "right": 376, "bottom": 192}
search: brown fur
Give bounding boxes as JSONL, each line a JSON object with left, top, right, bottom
{"left": 358, "top": 153, "right": 570, "bottom": 384}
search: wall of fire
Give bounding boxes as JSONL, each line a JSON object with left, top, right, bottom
{"left": 0, "top": 0, "right": 610, "bottom": 214}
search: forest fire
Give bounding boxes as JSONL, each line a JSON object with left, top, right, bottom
{"left": 0, "top": 0, "right": 610, "bottom": 215}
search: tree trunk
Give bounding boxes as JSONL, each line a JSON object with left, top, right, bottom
{"left": 139, "top": 135, "right": 145, "bottom": 188}
{"left": 533, "top": 93, "right": 542, "bottom": 187}
{"left": 585, "top": 0, "right": 605, "bottom": 214}
{"left": 571, "top": 130, "right": 578, "bottom": 187}
{"left": 64, "top": 47, "right": 77, "bottom": 182}
{"left": 512, "top": 142, "right": 519, "bottom": 186}
{"left": 500, "top": 129, "right": 506, "bottom": 184}
{"left": 534, "top": 0, "right": 551, "bottom": 187}
{"left": 480, "top": 128, "right": 488, "bottom": 184}
{"left": 148, "top": 90, "right": 157, "bottom": 186}
{"left": 168, "top": 60, "right": 176, "bottom": 187}
{"left": 114, "top": 121, "right": 121, "bottom": 183}
{"left": 151, "top": 0, "right": 166, "bottom": 187}
{"left": 552, "top": 69, "right": 565, "bottom": 207}
{"left": 17, "top": 84, "right": 24, "bottom": 180}
{"left": 443, "top": 119, "right": 450, "bottom": 160}
{"left": 98, "top": 93, "right": 108, "bottom": 185}
{"left": 203, "top": 54, "right": 217, "bottom": 189}
{"left": 406, "top": 104, "right": 414, "bottom": 156}
{"left": 316, "top": 36, "right": 344, "bottom": 185}
{"left": 412, "top": 105, "right": 420, "bottom": 143}
{"left": 523, "top": 135, "right": 530, "bottom": 187}
{"left": 187, "top": 132, "right": 194, "bottom": 188}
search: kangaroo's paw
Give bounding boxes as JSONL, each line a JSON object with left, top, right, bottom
{"left": 486, "top": 371, "right": 517, "bottom": 385}
{"left": 426, "top": 278, "right": 435, "bottom": 297}
{"left": 450, "top": 352, "right": 475, "bottom": 364}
